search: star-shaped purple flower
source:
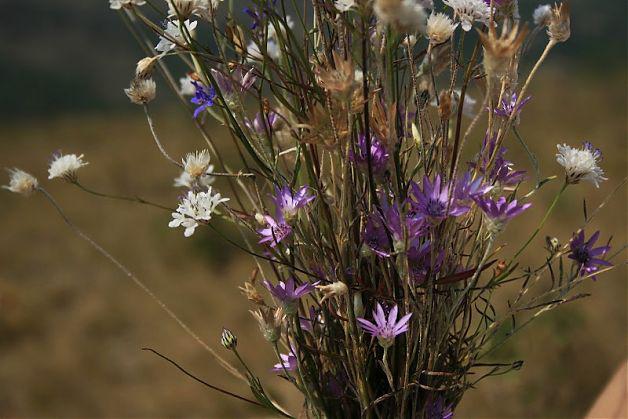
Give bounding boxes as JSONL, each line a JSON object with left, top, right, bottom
{"left": 474, "top": 195, "right": 530, "bottom": 233}
{"left": 258, "top": 214, "right": 292, "bottom": 247}
{"left": 272, "top": 185, "right": 315, "bottom": 220}
{"left": 471, "top": 134, "right": 526, "bottom": 187}
{"left": 568, "top": 230, "right": 611, "bottom": 279}
{"left": 245, "top": 111, "right": 280, "bottom": 134}
{"left": 272, "top": 350, "right": 297, "bottom": 372}
{"left": 493, "top": 92, "right": 532, "bottom": 119}
{"left": 263, "top": 277, "right": 316, "bottom": 314}
{"left": 190, "top": 81, "right": 217, "bottom": 119}
{"left": 454, "top": 171, "right": 492, "bottom": 203}
{"left": 408, "top": 241, "right": 444, "bottom": 284}
{"left": 410, "top": 175, "right": 470, "bottom": 222}
{"left": 357, "top": 303, "right": 412, "bottom": 348}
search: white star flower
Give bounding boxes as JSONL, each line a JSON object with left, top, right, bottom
{"left": 3, "top": 168, "right": 38, "bottom": 196}
{"left": 169, "top": 188, "right": 229, "bottom": 237}
{"left": 109, "top": 0, "right": 145, "bottom": 10}
{"left": 155, "top": 20, "right": 198, "bottom": 52}
{"left": 443, "top": 0, "right": 490, "bottom": 32}
{"left": 556, "top": 142, "right": 607, "bottom": 187}
{"left": 48, "top": 153, "right": 89, "bottom": 181}
{"left": 179, "top": 75, "right": 196, "bottom": 96}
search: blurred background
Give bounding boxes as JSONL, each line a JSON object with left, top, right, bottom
{"left": 0, "top": 1, "right": 626, "bottom": 417}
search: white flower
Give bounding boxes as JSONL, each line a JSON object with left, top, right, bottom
{"left": 155, "top": 20, "right": 197, "bottom": 52}
{"left": 443, "top": 0, "right": 490, "bottom": 32}
{"left": 194, "top": 0, "right": 224, "bottom": 20}
{"left": 109, "top": 0, "right": 145, "bottom": 10}
{"left": 3, "top": 169, "right": 38, "bottom": 196}
{"left": 124, "top": 78, "right": 157, "bottom": 104}
{"left": 426, "top": 12, "right": 457, "bottom": 44}
{"left": 182, "top": 149, "right": 212, "bottom": 179}
{"left": 533, "top": 4, "right": 552, "bottom": 26}
{"left": 335, "top": 0, "right": 356, "bottom": 12}
{"left": 374, "top": 0, "right": 428, "bottom": 34}
{"left": 48, "top": 153, "right": 89, "bottom": 181}
{"left": 168, "top": 188, "right": 229, "bottom": 237}
{"left": 167, "top": 0, "right": 223, "bottom": 19}
{"left": 179, "top": 75, "right": 196, "bottom": 96}
{"left": 246, "top": 40, "right": 281, "bottom": 61}
{"left": 556, "top": 142, "right": 607, "bottom": 187}
{"left": 174, "top": 164, "right": 215, "bottom": 188}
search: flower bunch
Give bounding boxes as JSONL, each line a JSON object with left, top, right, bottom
{"left": 5, "top": 1, "right": 623, "bottom": 417}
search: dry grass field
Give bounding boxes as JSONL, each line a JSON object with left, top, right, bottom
{"left": 0, "top": 70, "right": 626, "bottom": 417}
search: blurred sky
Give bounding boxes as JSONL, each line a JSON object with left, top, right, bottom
{"left": 0, "top": 0, "right": 626, "bottom": 117}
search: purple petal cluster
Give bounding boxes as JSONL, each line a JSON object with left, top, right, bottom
{"left": 349, "top": 134, "right": 390, "bottom": 175}
{"left": 258, "top": 214, "right": 292, "bottom": 247}
{"left": 568, "top": 230, "right": 611, "bottom": 279}
{"left": 272, "top": 350, "right": 297, "bottom": 372}
{"left": 263, "top": 277, "right": 316, "bottom": 313}
{"left": 273, "top": 185, "right": 315, "bottom": 220}
{"left": 245, "top": 111, "right": 280, "bottom": 134}
{"left": 471, "top": 134, "right": 526, "bottom": 187}
{"left": 210, "top": 67, "right": 257, "bottom": 96}
{"left": 190, "top": 81, "right": 217, "bottom": 119}
{"left": 426, "top": 396, "right": 454, "bottom": 419}
{"left": 474, "top": 196, "right": 530, "bottom": 232}
{"left": 410, "top": 175, "right": 470, "bottom": 222}
{"left": 408, "top": 241, "right": 444, "bottom": 283}
{"left": 493, "top": 92, "right": 532, "bottom": 119}
{"left": 357, "top": 303, "right": 412, "bottom": 348}
{"left": 454, "top": 171, "right": 492, "bottom": 203}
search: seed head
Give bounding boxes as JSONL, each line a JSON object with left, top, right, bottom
{"left": 478, "top": 22, "right": 528, "bottom": 79}
{"left": 250, "top": 307, "right": 285, "bottom": 343}
{"left": 124, "top": 78, "right": 157, "bottom": 105}
{"left": 426, "top": 13, "right": 457, "bottom": 45}
{"left": 374, "top": 0, "right": 428, "bottom": 34}
{"left": 135, "top": 56, "right": 160, "bottom": 79}
{"left": 547, "top": 2, "right": 570, "bottom": 43}
{"left": 48, "top": 152, "right": 89, "bottom": 182}
{"left": 3, "top": 168, "right": 38, "bottom": 196}
{"left": 182, "top": 150, "right": 212, "bottom": 179}
{"left": 316, "top": 281, "right": 349, "bottom": 303}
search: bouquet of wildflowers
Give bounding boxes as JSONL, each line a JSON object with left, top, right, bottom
{"left": 5, "top": 0, "right": 625, "bottom": 417}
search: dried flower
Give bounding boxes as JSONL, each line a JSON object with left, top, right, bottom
{"left": 109, "top": 0, "right": 145, "bottom": 10}
{"left": 479, "top": 22, "right": 528, "bottom": 79}
{"left": 547, "top": 3, "right": 570, "bottom": 43}
{"left": 443, "top": 0, "right": 490, "bottom": 32}
{"left": 556, "top": 142, "right": 606, "bottom": 187}
{"left": 182, "top": 150, "right": 212, "bottom": 179}
{"left": 124, "top": 78, "right": 157, "bottom": 105}
{"left": 317, "top": 282, "right": 349, "bottom": 303}
{"left": 357, "top": 303, "right": 412, "bottom": 348}
{"left": 240, "top": 281, "right": 266, "bottom": 305}
{"left": 155, "top": 20, "right": 197, "bottom": 52}
{"left": 568, "top": 230, "right": 612, "bottom": 279}
{"left": 220, "top": 328, "right": 237, "bottom": 349}
{"left": 48, "top": 152, "right": 89, "bottom": 181}
{"left": 474, "top": 195, "right": 530, "bottom": 234}
{"left": 315, "top": 52, "right": 358, "bottom": 97}
{"left": 335, "top": 0, "right": 356, "bottom": 12}
{"left": 3, "top": 169, "right": 38, "bottom": 196}
{"left": 252, "top": 307, "right": 285, "bottom": 343}
{"left": 533, "top": 4, "right": 552, "bottom": 26}
{"left": 168, "top": 188, "right": 229, "bottom": 237}
{"left": 190, "top": 81, "right": 216, "bottom": 119}
{"left": 426, "top": 13, "right": 457, "bottom": 44}
{"left": 135, "top": 56, "right": 160, "bottom": 79}
{"left": 374, "top": 0, "right": 428, "bottom": 34}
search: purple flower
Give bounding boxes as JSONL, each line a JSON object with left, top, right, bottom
{"left": 357, "top": 303, "right": 412, "bottom": 348}
{"left": 245, "top": 111, "right": 280, "bottom": 134}
{"left": 454, "top": 171, "right": 492, "bottom": 203}
{"left": 210, "top": 67, "right": 257, "bottom": 96}
{"left": 474, "top": 196, "right": 530, "bottom": 233}
{"left": 568, "top": 230, "right": 611, "bottom": 279}
{"left": 471, "top": 134, "right": 526, "bottom": 187}
{"left": 493, "top": 92, "right": 532, "bottom": 119}
{"left": 349, "top": 134, "right": 390, "bottom": 175}
{"left": 410, "top": 175, "right": 470, "bottom": 222}
{"left": 191, "top": 81, "right": 217, "bottom": 119}
{"left": 258, "top": 214, "right": 292, "bottom": 247}
{"left": 263, "top": 277, "right": 316, "bottom": 314}
{"left": 272, "top": 351, "right": 297, "bottom": 372}
{"left": 272, "top": 185, "right": 315, "bottom": 220}
{"left": 426, "top": 396, "right": 454, "bottom": 419}
{"left": 408, "top": 241, "right": 444, "bottom": 283}
{"left": 362, "top": 201, "right": 426, "bottom": 258}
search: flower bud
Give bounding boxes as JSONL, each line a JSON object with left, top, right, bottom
{"left": 124, "top": 78, "right": 157, "bottom": 105}
{"left": 220, "top": 328, "right": 237, "bottom": 350}
{"left": 547, "top": 3, "right": 570, "bottom": 43}
{"left": 135, "top": 56, "right": 160, "bottom": 79}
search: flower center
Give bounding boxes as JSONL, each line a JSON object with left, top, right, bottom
{"left": 426, "top": 199, "right": 446, "bottom": 217}
{"left": 572, "top": 246, "right": 591, "bottom": 264}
